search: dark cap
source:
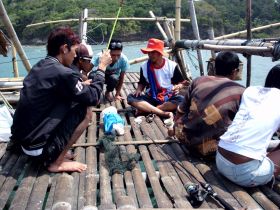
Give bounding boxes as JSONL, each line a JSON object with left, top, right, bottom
{"left": 76, "top": 43, "right": 93, "bottom": 60}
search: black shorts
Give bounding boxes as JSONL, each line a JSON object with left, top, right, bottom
{"left": 38, "top": 104, "right": 87, "bottom": 167}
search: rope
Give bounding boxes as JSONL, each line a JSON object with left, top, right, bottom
{"left": 0, "top": 91, "right": 14, "bottom": 116}
{"left": 106, "top": 0, "right": 124, "bottom": 49}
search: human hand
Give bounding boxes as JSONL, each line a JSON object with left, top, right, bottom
{"left": 82, "top": 79, "right": 92, "bottom": 86}
{"left": 114, "top": 94, "right": 124, "bottom": 101}
{"left": 172, "top": 84, "right": 183, "bottom": 95}
{"left": 134, "top": 89, "right": 142, "bottom": 97}
{"left": 98, "top": 49, "right": 112, "bottom": 71}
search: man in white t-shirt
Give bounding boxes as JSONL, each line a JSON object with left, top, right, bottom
{"left": 216, "top": 64, "right": 280, "bottom": 187}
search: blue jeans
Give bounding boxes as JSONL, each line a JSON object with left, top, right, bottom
{"left": 216, "top": 151, "right": 274, "bottom": 187}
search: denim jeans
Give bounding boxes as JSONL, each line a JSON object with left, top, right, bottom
{"left": 216, "top": 151, "right": 274, "bottom": 187}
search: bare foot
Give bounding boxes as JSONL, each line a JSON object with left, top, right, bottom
{"left": 48, "top": 160, "right": 87, "bottom": 173}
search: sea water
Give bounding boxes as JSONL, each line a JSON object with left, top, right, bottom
{"left": 0, "top": 41, "right": 279, "bottom": 86}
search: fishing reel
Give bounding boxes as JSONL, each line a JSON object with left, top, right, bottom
{"left": 185, "top": 183, "right": 210, "bottom": 208}
{"left": 145, "top": 113, "right": 155, "bottom": 123}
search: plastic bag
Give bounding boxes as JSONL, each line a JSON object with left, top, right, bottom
{"left": 0, "top": 104, "right": 13, "bottom": 142}
{"left": 101, "top": 106, "right": 125, "bottom": 135}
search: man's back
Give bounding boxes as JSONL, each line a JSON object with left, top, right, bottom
{"left": 180, "top": 75, "right": 245, "bottom": 148}
{"left": 11, "top": 57, "right": 77, "bottom": 144}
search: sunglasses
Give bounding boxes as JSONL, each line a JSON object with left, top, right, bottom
{"left": 81, "top": 57, "right": 92, "bottom": 63}
{"left": 109, "top": 42, "right": 122, "bottom": 50}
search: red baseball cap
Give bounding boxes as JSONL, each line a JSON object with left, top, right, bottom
{"left": 141, "top": 38, "right": 166, "bottom": 56}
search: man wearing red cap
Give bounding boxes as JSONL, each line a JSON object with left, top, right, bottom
{"left": 127, "top": 38, "right": 186, "bottom": 119}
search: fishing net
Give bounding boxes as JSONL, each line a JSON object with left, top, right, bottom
{"left": 98, "top": 135, "right": 140, "bottom": 175}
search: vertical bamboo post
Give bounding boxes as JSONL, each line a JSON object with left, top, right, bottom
{"left": 246, "top": 0, "right": 252, "bottom": 87}
{"left": 11, "top": 45, "right": 19, "bottom": 77}
{"left": 78, "top": 11, "right": 83, "bottom": 40}
{"left": 175, "top": 0, "right": 181, "bottom": 41}
{"left": 163, "top": 21, "right": 174, "bottom": 42}
{"left": 149, "top": 11, "right": 168, "bottom": 41}
{"left": 207, "top": 27, "right": 216, "bottom": 59}
{"left": 188, "top": 0, "right": 204, "bottom": 76}
{"left": 0, "top": 0, "right": 31, "bottom": 72}
{"left": 162, "top": 20, "right": 190, "bottom": 81}
{"left": 81, "top": 8, "right": 88, "bottom": 43}
{"left": 170, "top": 21, "right": 175, "bottom": 38}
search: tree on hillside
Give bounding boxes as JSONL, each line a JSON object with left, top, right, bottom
{"left": 1, "top": 0, "right": 280, "bottom": 43}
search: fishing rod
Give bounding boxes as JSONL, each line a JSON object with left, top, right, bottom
{"left": 106, "top": 0, "right": 124, "bottom": 50}
{"left": 140, "top": 122, "right": 235, "bottom": 210}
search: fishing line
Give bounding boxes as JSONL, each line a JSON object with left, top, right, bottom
{"left": 186, "top": 50, "right": 200, "bottom": 71}
{"left": 135, "top": 117, "right": 234, "bottom": 210}
{"left": 106, "top": 0, "right": 124, "bottom": 49}
{"left": 0, "top": 91, "right": 15, "bottom": 115}
{"left": 86, "top": 23, "right": 106, "bottom": 45}
{"left": 0, "top": 56, "right": 45, "bottom": 65}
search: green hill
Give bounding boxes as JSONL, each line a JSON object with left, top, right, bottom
{"left": 1, "top": 0, "right": 280, "bottom": 44}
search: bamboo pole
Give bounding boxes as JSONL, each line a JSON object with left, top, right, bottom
{"left": 215, "top": 22, "right": 280, "bottom": 40}
{"left": 78, "top": 11, "right": 83, "bottom": 41}
{"left": 246, "top": 0, "right": 252, "bottom": 87}
{"left": 194, "top": 161, "right": 243, "bottom": 208}
{"left": 128, "top": 49, "right": 172, "bottom": 65}
{"left": 72, "top": 131, "right": 87, "bottom": 209}
{"left": 247, "top": 188, "right": 279, "bottom": 210}
{"left": 170, "top": 21, "right": 175, "bottom": 38}
{"left": 73, "top": 139, "right": 179, "bottom": 147}
{"left": 0, "top": 86, "right": 22, "bottom": 91}
{"left": 0, "top": 30, "right": 10, "bottom": 56}
{"left": 26, "top": 17, "right": 190, "bottom": 28}
{"left": 141, "top": 122, "right": 191, "bottom": 208}
{"left": 175, "top": 0, "right": 181, "bottom": 41}
{"left": 84, "top": 112, "right": 98, "bottom": 207}
{"left": 0, "top": 77, "right": 24, "bottom": 82}
{"left": 163, "top": 21, "right": 174, "bottom": 41}
{"left": 0, "top": 81, "right": 22, "bottom": 86}
{"left": 0, "top": 1, "right": 31, "bottom": 72}
{"left": 207, "top": 27, "right": 216, "bottom": 59}
{"left": 26, "top": 169, "right": 50, "bottom": 210}
{"left": 11, "top": 45, "right": 19, "bottom": 77}
{"left": 149, "top": 11, "right": 168, "bottom": 41}
{"left": 162, "top": 20, "right": 191, "bottom": 81}
{"left": 203, "top": 44, "right": 272, "bottom": 54}
{"left": 52, "top": 174, "right": 74, "bottom": 210}
{"left": 8, "top": 162, "right": 39, "bottom": 210}
{"left": 188, "top": 0, "right": 204, "bottom": 76}
{"left": 211, "top": 166, "right": 261, "bottom": 209}
{"left": 175, "top": 39, "right": 276, "bottom": 57}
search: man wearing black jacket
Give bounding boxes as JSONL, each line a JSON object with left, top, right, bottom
{"left": 10, "top": 27, "right": 112, "bottom": 173}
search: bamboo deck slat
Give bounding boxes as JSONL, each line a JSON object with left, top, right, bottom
{"left": 1, "top": 72, "right": 280, "bottom": 209}
{"left": 84, "top": 112, "right": 98, "bottom": 207}
{"left": 26, "top": 168, "right": 51, "bottom": 210}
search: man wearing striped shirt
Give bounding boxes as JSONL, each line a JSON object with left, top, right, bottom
{"left": 173, "top": 51, "right": 245, "bottom": 156}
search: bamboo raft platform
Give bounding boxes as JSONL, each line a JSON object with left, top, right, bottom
{"left": 1, "top": 72, "right": 280, "bottom": 210}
